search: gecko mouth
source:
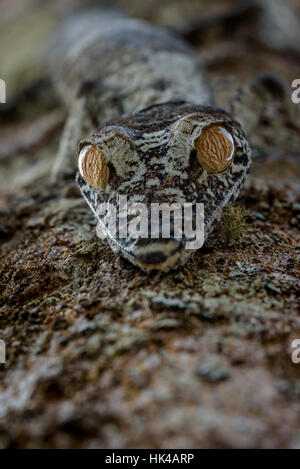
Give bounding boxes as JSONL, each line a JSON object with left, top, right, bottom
{"left": 75, "top": 99, "right": 251, "bottom": 273}
{"left": 138, "top": 250, "right": 167, "bottom": 264}
{"left": 77, "top": 170, "right": 207, "bottom": 272}
{"left": 124, "top": 237, "right": 186, "bottom": 273}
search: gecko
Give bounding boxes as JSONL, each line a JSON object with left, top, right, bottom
{"left": 48, "top": 7, "right": 251, "bottom": 273}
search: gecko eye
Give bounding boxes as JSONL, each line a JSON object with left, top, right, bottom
{"left": 78, "top": 145, "right": 109, "bottom": 189}
{"left": 196, "top": 125, "right": 234, "bottom": 174}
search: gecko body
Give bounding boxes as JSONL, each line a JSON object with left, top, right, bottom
{"left": 48, "top": 8, "right": 251, "bottom": 272}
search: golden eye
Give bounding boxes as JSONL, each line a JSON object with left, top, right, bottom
{"left": 78, "top": 145, "right": 109, "bottom": 189}
{"left": 196, "top": 125, "right": 234, "bottom": 174}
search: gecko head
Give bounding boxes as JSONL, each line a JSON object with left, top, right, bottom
{"left": 76, "top": 101, "right": 251, "bottom": 272}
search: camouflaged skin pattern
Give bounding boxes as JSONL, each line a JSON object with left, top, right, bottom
{"left": 48, "top": 9, "right": 213, "bottom": 123}
{"left": 49, "top": 9, "right": 251, "bottom": 272}
{"left": 77, "top": 102, "right": 251, "bottom": 271}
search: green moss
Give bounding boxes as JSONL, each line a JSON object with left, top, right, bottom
{"left": 220, "top": 203, "right": 248, "bottom": 246}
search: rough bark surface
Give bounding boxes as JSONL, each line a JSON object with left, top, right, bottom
{"left": 0, "top": 0, "right": 299, "bottom": 449}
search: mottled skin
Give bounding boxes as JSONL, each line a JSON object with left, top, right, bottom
{"left": 49, "top": 8, "right": 251, "bottom": 272}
